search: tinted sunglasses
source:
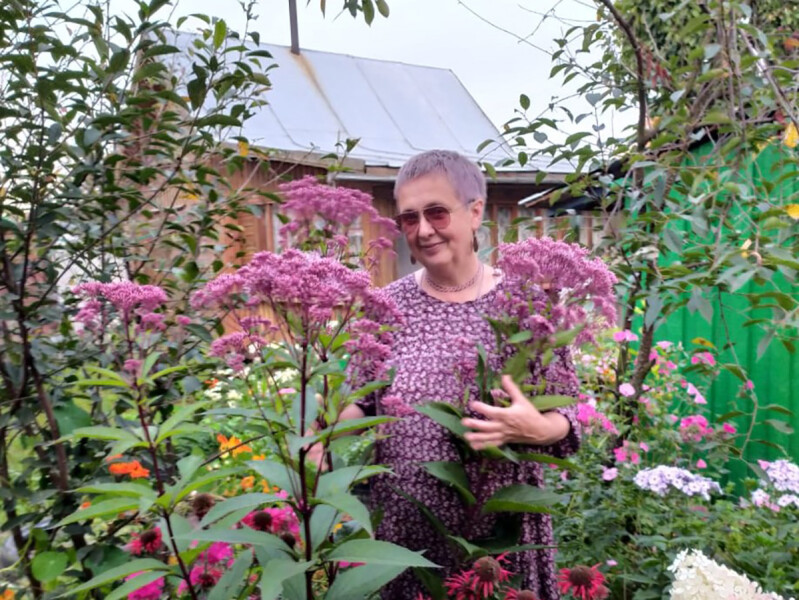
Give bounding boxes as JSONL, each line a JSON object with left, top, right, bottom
{"left": 394, "top": 200, "right": 474, "bottom": 234}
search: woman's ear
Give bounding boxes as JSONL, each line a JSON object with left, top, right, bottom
{"left": 470, "top": 197, "right": 485, "bottom": 228}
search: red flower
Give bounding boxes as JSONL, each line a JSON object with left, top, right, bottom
{"left": 445, "top": 554, "right": 512, "bottom": 600}
{"left": 504, "top": 591, "right": 539, "bottom": 600}
{"left": 557, "top": 565, "right": 609, "bottom": 600}
{"left": 127, "top": 527, "right": 163, "bottom": 555}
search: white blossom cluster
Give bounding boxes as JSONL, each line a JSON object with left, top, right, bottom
{"left": 633, "top": 466, "right": 721, "bottom": 501}
{"left": 669, "top": 549, "right": 793, "bottom": 600}
{"left": 748, "top": 459, "right": 799, "bottom": 511}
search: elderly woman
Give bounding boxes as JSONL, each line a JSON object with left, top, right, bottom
{"left": 328, "top": 150, "right": 580, "bottom": 599}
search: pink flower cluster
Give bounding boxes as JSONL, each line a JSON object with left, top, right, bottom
{"left": 72, "top": 281, "right": 168, "bottom": 333}
{"left": 496, "top": 237, "right": 617, "bottom": 346}
{"left": 241, "top": 505, "right": 301, "bottom": 546}
{"left": 176, "top": 542, "right": 235, "bottom": 595}
{"left": 192, "top": 250, "right": 401, "bottom": 375}
{"left": 613, "top": 440, "right": 649, "bottom": 465}
{"left": 678, "top": 415, "right": 711, "bottom": 442}
{"left": 124, "top": 572, "right": 165, "bottom": 600}
{"left": 277, "top": 176, "right": 398, "bottom": 265}
{"left": 576, "top": 402, "right": 618, "bottom": 435}
{"left": 690, "top": 352, "right": 716, "bottom": 367}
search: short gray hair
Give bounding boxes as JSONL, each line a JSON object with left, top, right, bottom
{"left": 394, "top": 150, "right": 487, "bottom": 204}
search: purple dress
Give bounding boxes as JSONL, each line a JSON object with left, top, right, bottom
{"left": 357, "top": 274, "right": 581, "bottom": 600}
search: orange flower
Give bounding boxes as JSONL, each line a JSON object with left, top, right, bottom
{"left": 2, "top": 590, "right": 15, "bottom": 600}
{"left": 217, "top": 434, "right": 252, "bottom": 457}
{"left": 252, "top": 454, "right": 266, "bottom": 461}
{"left": 105, "top": 454, "right": 123, "bottom": 463}
{"left": 241, "top": 476, "right": 255, "bottom": 490}
{"left": 205, "top": 378, "right": 219, "bottom": 389}
{"left": 80, "top": 501, "right": 91, "bottom": 510}
{"left": 108, "top": 460, "right": 150, "bottom": 478}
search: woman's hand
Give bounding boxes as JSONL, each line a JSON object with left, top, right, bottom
{"left": 461, "top": 375, "right": 570, "bottom": 451}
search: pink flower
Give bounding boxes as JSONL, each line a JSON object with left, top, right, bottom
{"left": 123, "top": 359, "right": 142, "bottom": 374}
{"left": 602, "top": 467, "right": 618, "bottom": 481}
{"left": 278, "top": 387, "right": 296, "bottom": 396}
{"left": 690, "top": 352, "right": 716, "bottom": 367}
{"left": 639, "top": 442, "right": 649, "bottom": 452}
{"left": 745, "top": 379, "right": 755, "bottom": 390}
{"left": 613, "top": 447, "right": 627, "bottom": 463}
{"left": 686, "top": 383, "right": 699, "bottom": 396}
{"left": 619, "top": 383, "right": 635, "bottom": 397}
{"left": 445, "top": 554, "right": 512, "bottom": 600}
{"left": 124, "top": 572, "right": 165, "bottom": 600}
{"left": 380, "top": 394, "right": 415, "bottom": 417}
{"left": 693, "top": 393, "right": 707, "bottom": 405}
{"left": 656, "top": 341, "right": 673, "bottom": 350}
{"left": 613, "top": 330, "right": 638, "bottom": 343}
{"left": 722, "top": 423, "right": 737, "bottom": 435}
{"left": 606, "top": 559, "right": 618, "bottom": 567}
{"left": 696, "top": 459, "right": 707, "bottom": 469}
{"left": 558, "top": 565, "right": 608, "bottom": 600}
{"left": 679, "top": 415, "right": 711, "bottom": 442}
{"left": 664, "top": 360, "right": 677, "bottom": 371}
{"left": 200, "top": 542, "right": 233, "bottom": 566}
{"left": 176, "top": 315, "right": 192, "bottom": 326}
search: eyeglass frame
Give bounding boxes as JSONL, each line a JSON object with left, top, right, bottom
{"left": 394, "top": 199, "right": 477, "bottom": 234}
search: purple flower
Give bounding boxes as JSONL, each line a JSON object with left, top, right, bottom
{"left": 619, "top": 383, "right": 635, "bottom": 397}
{"left": 633, "top": 466, "right": 721, "bottom": 501}
{"left": 380, "top": 394, "right": 414, "bottom": 417}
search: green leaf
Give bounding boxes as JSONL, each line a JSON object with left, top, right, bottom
{"left": 318, "top": 492, "right": 373, "bottom": 535}
{"left": 57, "top": 498, "right": 139, "bottom": 526}
{"left": 259, "top": 560, "right": 314, "bottom": 600}
{"left": 325, "top": 563, "right": 406, "bottom": 600}
{"left": 208, "top": 552, "right": 253, "bottom": 600}
{"left": 762, "top": 404, "right": 793, "bottom": 417}
{"left": 213, "top": 20, "right": 227, "bottom": 49}
{"left": 105, "top": 571, "right": 165, "bottom": 600}
{"left": 248, "top": 460, "right": 299, "bottom": 495}
{"left": 199, "top": 493, "right": 283, "bottom": 527}
{"left": 375, "top": 0, "right": 390, "bottom": 18}
{"left": 156, "top": 402, "right": 208, "bottom": 443}
{"left": 520, "top": 94, "right": 530, "bottom": 111}
{"left": 530, "top": 394, "right": 574, "bottom": 411}
{"left": 362, "top": 0, "right": 375, "bottom": 24}
{"left": 422, "top": 461, "right": 475, "bottom": 506}
{"left": 310, "top": 416, "right": 395, "bottom": 443}
{"left": 482, "top": 484, "right": 567, "bottom": 514}
{"left": 763, "top": 419, "right": 793, "bottom": 435}
{"left": 316, "top": 465, "right": 390, "bottom": 498}
{"left": 415, "top": 403, "right": 468, "bottom": 437}
{"left": 508, "top": 331, "right": 533, "bottom": 344}
{"left": 65, "top": 559, "right": 169, "bottom": 595}
{"left": 75, "top": 483, "right": 157, "bottom": 500}
{"left": 175, "top": 527, "right": 290, "bottom": 551}
{"left": 514, "top": 453, "right": 576, "bottom": 471}
{"left": 32, "top": 551, "right": 68, "bottom": 582}
{"left": 69, "top": 426, "right": 140, "bottom": 443}
{"left": 327, "top": 539, "right": 439, "bottom": 568}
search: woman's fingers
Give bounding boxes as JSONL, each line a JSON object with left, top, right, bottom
{"left": 464, "top": 431, "right": 505, "bottom": 449}
{"left": 468, "top": 400, "right": 504, "bottom": 419}
{"left": 461, "top": 417, "right": 503, "bottom": 432}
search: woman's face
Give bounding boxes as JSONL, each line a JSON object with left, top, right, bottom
{"left": 395, "top": 173, "right": 483, "bottom": 270}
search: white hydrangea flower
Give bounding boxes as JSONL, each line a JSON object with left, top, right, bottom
{"left": 668, "top": 549, "right": 793, "bottom": 600}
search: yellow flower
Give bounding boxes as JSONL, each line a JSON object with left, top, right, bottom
{"left": 784, "top": 122, "right": 799, "bottom": 149}
{"left": 786, "top": 204, "right": 799, "bottom": 220}
{"left": 741, "top": 238, "right": 752, "bottom": 258}
{"left": 260, "top": 479, "right": 270, "bottom": 493}
{"left": 238, "top": 140, "right": 250, "bottom": 157}
{"left": 252, "top": 454, "right": 266, "bottom": 461}
{"left": 241, "top": 476, "right": 255, "bottom": 490}
{"left": 168, "top": 555, "right": 178, "bottom": 566}
{"left": 332, "top": 523, "right": 343, "bottom": 533}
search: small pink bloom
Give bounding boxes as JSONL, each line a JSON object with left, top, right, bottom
{"left": 665, "top": 360, "right": 677, "bottom": 371}
{"left": 656, "top": 341, "right": 673, "bottom": 350}
{"left": 176, "top": 315, "right": 192, "bottom": 326}
{"left": 686, "top": 383, "right": 699, "bottom": 396}
{"left": 123, "top": 359, "right": 142, "bottom": 374}
{"left": 619, "top": 383, "right": 635, "bottom": 397}
{"left": 613, "top": 330, "right": 638, "bottom": 343}
{"left": 560, "top": 470, "right": 569, "bottom": 481}
{"left": 613, "top": 447, "right": 627, "bottom": 463}
{"left": 693, "top": 393, "right": 707, "bottom": 405}
{"left": 745, "top": 380, "right": 755, "bottom": 390}
{"left": 669, "top": 414, "right": 679, "bottom": 423}
{"left": 639, "top": 442, "right": 649, "bottom": 452}
{"left": 606, "top": 559, "right": 618, "bottom": 567}
{"left": 278, "top": 388, "right": 296, "bottom": 396}
{"left": 648, "top": 350, "right": 659, "bottom": 362}
{"left": 602, "top": 467, "right": 618, "bottom": 481}
{"left": 758, "top": 459, "right": 771, "bottom": 470}
{"left": 630, "top": 452, "right": 641, "bottom": 465}
{"left": 691, "top": 352, "right": 716, "bottom": 367}
{"left": 696, "top": 459, "right": 707, "bottom": 469}
{"left": 722, "top": 423, "right": 737, "bottom": 435}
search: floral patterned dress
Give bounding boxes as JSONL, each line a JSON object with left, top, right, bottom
{"left": 357, "top": 274, "right": 581, "bottom": 600}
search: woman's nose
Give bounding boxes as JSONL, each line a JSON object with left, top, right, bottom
{"left": 417, "top": 213, "right": 435, "bottom": 237}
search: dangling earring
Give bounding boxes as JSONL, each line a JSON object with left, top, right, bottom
{"left": 410, "top": 255, "right": 417, "bottom": 265}
{"left": 472, "top": 231, "right": 479, "bottom": 252}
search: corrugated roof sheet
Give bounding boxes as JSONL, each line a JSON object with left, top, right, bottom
{"left": 166, "top": 31, "right": 571, "bottom": 173}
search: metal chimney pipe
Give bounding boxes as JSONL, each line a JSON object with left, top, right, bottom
{"left": 288, "top": 0, "right": 300, "bottom": 54}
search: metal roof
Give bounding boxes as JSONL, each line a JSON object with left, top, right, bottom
{"left": 166, "top": 31, "right": 572, "bottom": 174}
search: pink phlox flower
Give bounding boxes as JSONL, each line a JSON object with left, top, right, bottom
{"left": 576, "top": 402, "right": 618, "bottom": 436}
{"left": 648, "top": 350, "right": 659, "bottom": 363}
{"left": 664, "top": 360, "right": 677, "bottom": 372}
{"left": 278, "top": 387, "right": 296, "bottom": 396}
{"left": 722, "top": 423, "right": 737, "bottom": 435}
{"left": 686, "top": 383, "right": 699, "bottom": 396}
{"left": 745, "top": 379, "right": 755, "bottom": 390}
{"left": 619, "top": 383, "right": 635, "bottom": 397}
{"left": 693, "top": 393, "right": 707, "bottom": 405}
{"left": 613, "top": 330, "right": 638, "bottom": 343}
{"left": 176, "top": 315, "right": 192, "bottom": 326}
{"left": 656, "top": 341, "right": 673, "bottom": 350}
{"left": 696, "top": 459, "right": 707, "bottom": 469}
{"left": 679, "top": 415, "right": 711, "bottom": 442}
{"left": 124, "top": 572, "right": 165, "bottom": 600}
{"left": 602, "top": 467, "right": 618, "bottom": 481}
{"left": 639, "top": 442, "right": 650, "bottom": 452}
{"left": 690, "top": 352, "right": 716, "bottom": 367}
